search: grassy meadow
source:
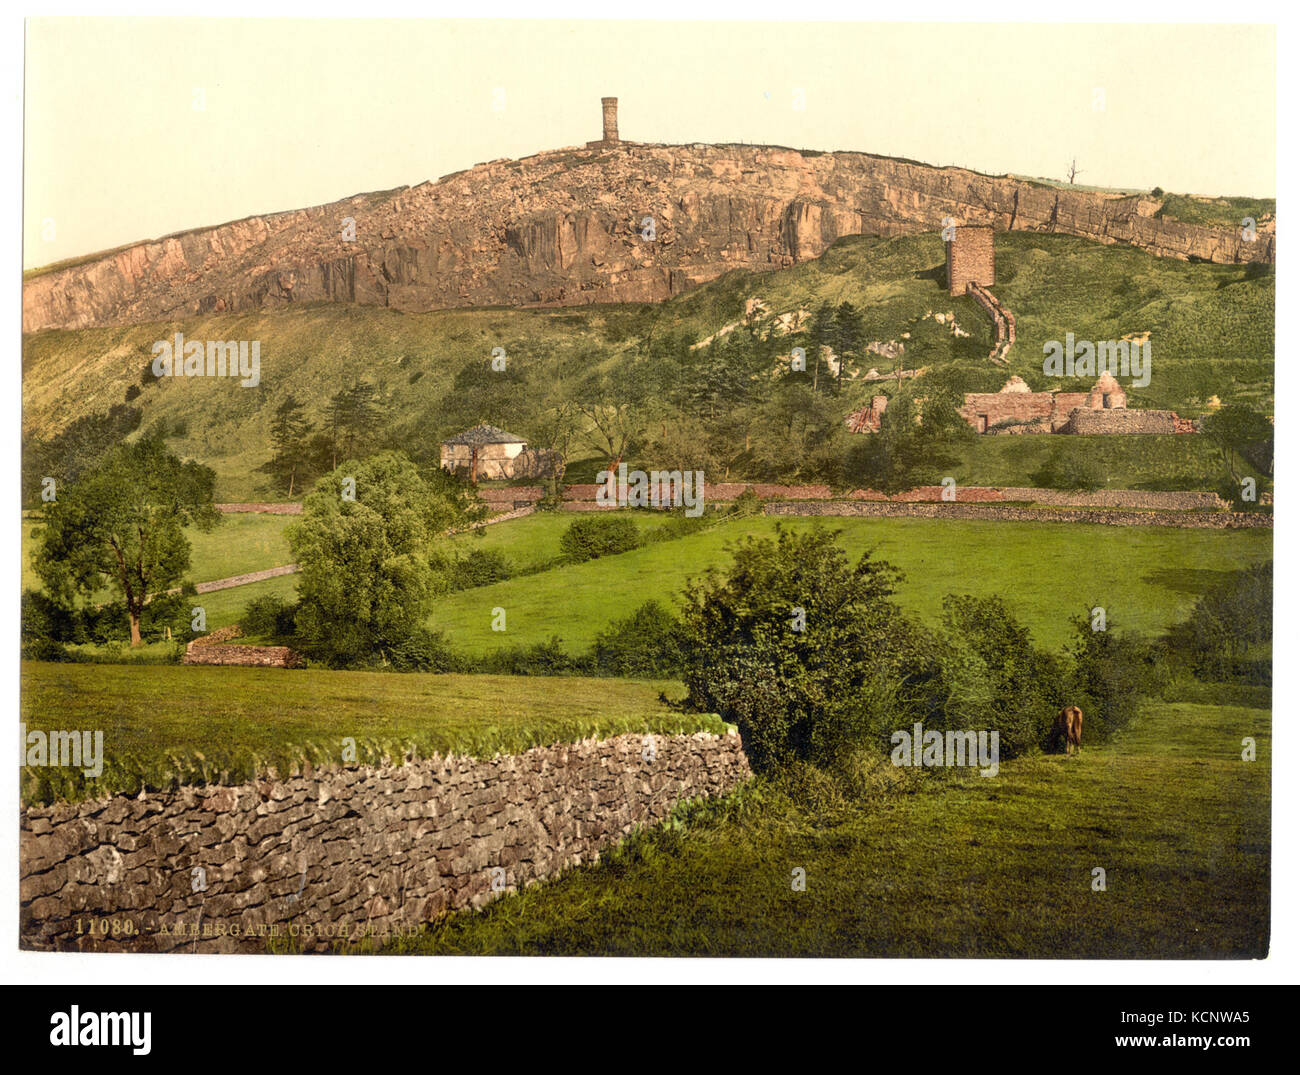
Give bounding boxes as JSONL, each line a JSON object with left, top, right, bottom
{"left": 377, "top": 691, "right": 1270, "bottom": 958}
{"left": 19, "top": 663, "right": 716, "bottom": 805}
{"left": 424, "top": 514, "right": 1273, "bottom": 655}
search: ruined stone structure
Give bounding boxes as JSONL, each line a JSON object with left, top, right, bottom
{"left": 846, "top": 395, "right": 889, "bottom": 433}
{"left": 966, "top": 282, "right": 1015, "bottom": 363}
{"left": 439, "top": 423, "right": 557, "bottom": 481}
{"left": 20, "top": 730, "right": 751, "bottom": 953}
{"left": 182, "top": 624, "right": 303, "bottom": 668}
{"left": 856, "top": 373, "right": 1195, "bottom": 436}
{"left": 946, "top": 225, "right": 995, "bottom": 296}
{"left": 22, "top": 105, "right": 1273, "bottom": 333}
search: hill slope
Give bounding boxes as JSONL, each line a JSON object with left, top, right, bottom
{"left": 23, "top": 230, "right": 1274, "bottom": 500}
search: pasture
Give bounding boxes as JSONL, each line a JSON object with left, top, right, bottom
{"left": 382, "top": 691, "right": 1270, "bottom": 958}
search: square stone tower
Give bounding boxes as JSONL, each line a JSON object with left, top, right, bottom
{"left": 945, "top": 225, "right": 995, "bottom": 296}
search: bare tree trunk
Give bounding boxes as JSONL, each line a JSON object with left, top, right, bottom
{"left": 129, "top": 611, "right": 142, "bottom": 647}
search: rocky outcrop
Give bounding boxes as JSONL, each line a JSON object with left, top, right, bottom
{"left": 23, "top": 143, "right": 1274, "bottom": 333}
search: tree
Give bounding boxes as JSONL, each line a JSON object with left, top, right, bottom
{"left": 1066, "top": 158, "right": 1083, "bottom": 184}
{"left": 326, "top": 381, "right": 381, "bottom": 468}
{"left": 833, "top": 302, "right": 865, "bottom": 395}
{"left": 22, "top": 403, "right": 143, "bottom": 507}
{"left": 34, "top": 433, "right": 218, "bottom": 646}
{"left": 1202, "top": 404, "right": 1273, "bottom": 487}
{"left": 680, "top": 526, "right": 907, "bottom": 771}
{"left": 265, "top": 394, "right": 312, "bottom": 496}
{"left": 287, "top": 451, "right": 459, "bottom": 666}
{"left": 805, "top": 302, "right": 838, "bottom": 393}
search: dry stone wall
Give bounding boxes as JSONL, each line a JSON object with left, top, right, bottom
{"left": 764, "top": 500, "right": 1270, "bottom": 529}
{"left": 20, "top": 730, "right": 751, "bottom": 953}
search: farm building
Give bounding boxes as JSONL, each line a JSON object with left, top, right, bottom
{"left": 440, "top": 424, "right": 558, "bottom": 481}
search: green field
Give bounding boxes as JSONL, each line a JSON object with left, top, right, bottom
{"left": 22, "top": 512, "right": 294, "bottom": 595}
{"left": 19, "top": 663, "right": 718, "bottom": 805}
{"left": 381, "top": 692, "right": 1270, "bottom": 958}
{"left": 426, "top": 515, "right": 1273, "bottom": 655}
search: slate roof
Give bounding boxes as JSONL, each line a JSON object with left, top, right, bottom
{"left": 442, "top": 423, "right": 528, "bottom": 446}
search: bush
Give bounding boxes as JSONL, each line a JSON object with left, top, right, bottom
{"left": 559, "top": 516, "right": 641, "bottom": 562}
{"left": 451, "top": 548, "right": 514, "bottom": 590}
{"left": 680, "top": 525, "right": 909, "bottom": 772}
{"left": 241, "top": 595, "right": 298, "bottom": 638}
{"left": 388, "top": 628, "right": 462, "bottom": 673}
{"left": 1067, "top": 616, "right": 1164, "bottom": 743}
{"left": 1031, "top": 446, "right": 1106, "bottom": 491}
{"left": 730, "top": 487, "right": 764, "bottom": 517}
{"left": 1164, "top": 561, "right": 1271, "bottom": 680}
{"left": 591, "top": 600, "right": 686, "bottom": 677}
{"left": 477, "top": 636, "right": 594, "bottom": 676}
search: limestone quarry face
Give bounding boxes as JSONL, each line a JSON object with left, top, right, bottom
{"left": 22, "top": 142, "right": 1275, "bottom": 333}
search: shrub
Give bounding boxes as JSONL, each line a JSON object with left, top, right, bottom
{"left": 478, "top": 636, "right": 594, "bottom": 677}
{"left": 730, "top": 487, "right": 764, "bottom": 517}
{"left": 1164, "top": 561, "right": 1272, "bottom": 680}
{"left": 241, "top": 595, "right": 298, "bottom": 638}
{"left": 1067, "top": 616, "right": 1163, "bottom": 742}
{"left": 388, "top": 628, "right": 462, "bottom": 673}
{"left": 559, "top": 515, "right": 641, "bottom": 562}
{"left": 591, "top": 600, "right": 686, "bottom": 677}
{"left": 1031, "top": 446, "right": 1106, "bottom": 491}
{"left": 680, "top": 525, "right": 909, "bottom": 772}
{"left": 451, "top": 547, "right": 513, "bottom": 590}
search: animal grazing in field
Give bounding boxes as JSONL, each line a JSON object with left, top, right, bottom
{"left": 1053, "top": 705, "right": 1083, "bottom": 755}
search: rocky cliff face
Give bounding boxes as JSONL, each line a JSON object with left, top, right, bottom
{"left": 22, "top": 143, "right": 1275, "bottom": 333}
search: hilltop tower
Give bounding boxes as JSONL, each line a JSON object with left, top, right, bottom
{"left": 945, "top": 225, "right": 995, "bottom": 296}
{"left": 601, "top": 97, "right": 619, "bottom": 143}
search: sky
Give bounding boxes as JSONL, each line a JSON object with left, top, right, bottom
{"left": 24, "top": 18, "right": 1276, "bottom": 269}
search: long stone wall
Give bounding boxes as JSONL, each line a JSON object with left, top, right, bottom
{"left": 19, "top": 729, "right": 751, "bottom": 953}
{"left": 763, "top": 500, "right": 1271, "bottom": 529}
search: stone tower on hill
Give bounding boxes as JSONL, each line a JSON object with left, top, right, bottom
{"left": 946, "top": 224, "right": 995, "bottom": 296}
{"left": 587, "top": 97, "right": 620, "bottom": 147}
{"left": 602, "top": 97, "right": 619, "bottom": 143}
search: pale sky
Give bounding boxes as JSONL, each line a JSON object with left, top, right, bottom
{"left": 24, "top": 19, "right": 1276, "bottom": 269}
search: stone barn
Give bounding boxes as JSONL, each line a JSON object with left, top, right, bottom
{"left": 440, "top": 424, "right": 557, "bottom": 481}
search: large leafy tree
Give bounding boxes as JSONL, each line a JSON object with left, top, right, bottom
{"left": 288, "top": 451, "right": 460, "bottom": 666}
{"left": 35, "top": 432, "right": 218, "bottom": 646}
{"left": 680, "top": 526, "right": 907, "bottom": 770}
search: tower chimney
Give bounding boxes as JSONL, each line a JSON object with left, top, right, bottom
{"left": 601, "top": 97, "right": 619, "bottom": 143}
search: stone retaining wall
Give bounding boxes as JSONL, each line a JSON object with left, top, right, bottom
{"left": 20, "top": 730, "right": 751, "bottom": 953}
{"left": 182, "top": 644, "right": 304, "bottom": 668}
{"left": 763, "top": 501, "right": 1271, "bottom": 529}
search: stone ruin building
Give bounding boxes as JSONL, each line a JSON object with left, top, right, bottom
{"left": 848, "top": 373, "right": 1197, "bottom": 436}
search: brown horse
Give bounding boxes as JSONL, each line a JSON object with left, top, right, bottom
{"left": 1053, "top": 705, "right": 1083, "bottom": 755}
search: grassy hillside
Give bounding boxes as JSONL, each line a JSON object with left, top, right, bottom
{"left": 423, "top": 515, "right": 1273, "bottom": 655}
{"left": 20, "top": 663, "right": 718, "bottom": 805}
{"left": 381, "top": 694, "right": 1269, "bottom": 958}
{"left": 22, "top": 232, "right": 1273, "bottom": 501}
